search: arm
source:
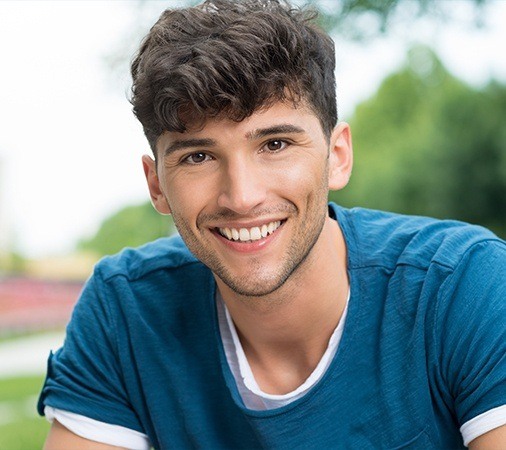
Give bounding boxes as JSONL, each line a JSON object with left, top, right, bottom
{"left": 468, "top": 425, "right": 506, "bottom": 450}
{"left": 38, "top": 271, "right": 147, "bottom": 448}
{"left": 44, "top": 420, "right": 128, "bottom": 450}
{"left": 436, "top": 240, "right": 506, "bottom": 445}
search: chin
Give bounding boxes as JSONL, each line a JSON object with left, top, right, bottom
{"left": 220, "top": 271, "right": 289, "bottom": 298}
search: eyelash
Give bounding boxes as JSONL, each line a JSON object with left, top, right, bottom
{"left": 182, "top": 152, "right": 213, "bottom": 165}
{"left": 180, "top": 139, "right": 290, "bottom": 165}
{"left": 261, "top": 139, "right": 289, "bottom": 153}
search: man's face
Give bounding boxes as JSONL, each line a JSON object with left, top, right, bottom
{"left": 144, "top": 102, "right": 350, "bottom": 297}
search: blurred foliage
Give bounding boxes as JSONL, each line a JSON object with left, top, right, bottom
{"left": 0, "top": 375, "right": 49, "bottom": 450}
{"left": 331, "top": 46, "right": 506, "bottom": 238}
{"left": 0, "top": 251, "right": 26, "bottom": 274}
{"left": 78, "top": 202, "right": 175, "bottom": 257}
{"left": 309, "top": 0, "right": 489, "bottom": 38}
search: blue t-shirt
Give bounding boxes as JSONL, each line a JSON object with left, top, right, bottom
{"left": 38, "top": 204, "right": 506, "bottom": 449}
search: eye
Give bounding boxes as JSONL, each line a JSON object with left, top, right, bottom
{"left": 262, "top": 139, "right": 288, "bottom": 153}
{"left": 183, "top": 152, "right": 212, "bottom": 165}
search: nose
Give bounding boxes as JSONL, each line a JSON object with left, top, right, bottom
{"left": 217, "top": 156, "right": 267, "bottom": 215}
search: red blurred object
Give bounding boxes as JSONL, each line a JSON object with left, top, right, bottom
{"left": 0, "top": 277, "right": 83, "bottom": 336}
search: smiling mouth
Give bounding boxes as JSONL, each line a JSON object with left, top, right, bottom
{"left": 216, "top": 220, "right": 284, "bottom": 242}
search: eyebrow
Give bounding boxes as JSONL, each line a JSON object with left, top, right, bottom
{"left": 163, "top": 124, "right": 306, "bottom": 157}
{"left": 245, "top": 124, "right": 306, "bottom": 140}
{"left": 164, "top": 138, "right": 216, "bottom": 157}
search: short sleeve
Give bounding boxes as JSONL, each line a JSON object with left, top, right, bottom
{"left": 435, "top": 240, "right": 506, "bottom": 426}
{"left": 37, "top": 266, "right": 144, "bottom": 433}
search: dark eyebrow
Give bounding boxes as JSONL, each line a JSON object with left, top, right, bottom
{"left": 164, "top": 138, "right": 216, "bottom": 157}
{"left": 163, "top": 125, "right": 305, "bottom": 156}
{"left": 246, "top": 124, "right": 306, "bottom": 140}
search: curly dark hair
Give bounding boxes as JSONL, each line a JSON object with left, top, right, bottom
{"left": 130, "top": 0, "right": 337, "bottom": 155}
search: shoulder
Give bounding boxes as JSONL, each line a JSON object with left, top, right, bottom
{"left": 330, "top": 203, "right": 504, "bottom": 272}
{"left": 436, "top": 238, "right": 505, "bottom": 321}
{"left": 69, "top": 235, "right": 212, "bottom": 331}
{"left": 92, "top": 234, "right": 201, "bottom": 283}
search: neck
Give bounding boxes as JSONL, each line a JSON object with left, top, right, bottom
{"left": 216, "top": 216, "right": 349, "bottom": 394}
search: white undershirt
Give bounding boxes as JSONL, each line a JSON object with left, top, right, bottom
{"left": 215, "top": 290, "right": 349, "bottom": 410}
{"left": 45, "top": 291, "right": 505, "bottom": 448}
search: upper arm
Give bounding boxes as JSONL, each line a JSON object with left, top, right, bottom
{"left": 468, "top": 424, "right": 506, "bottom": 450}
{"left": 436, "top": 241, "right": 506, "bottom": 427}
{"left": 38, "top": 271, "right": 143, "bottom": 432}
{"left": 44, "top": 420, "right": 128, "bottom": 450}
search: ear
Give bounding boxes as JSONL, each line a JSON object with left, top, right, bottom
{"left": 328, "top": 122, "right": 353, "bottom": 191}
{"left": 142, "top": 155, "right": 171, "bottom": 215}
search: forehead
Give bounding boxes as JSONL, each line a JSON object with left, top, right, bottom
{"left": 156, "top": 101, "right": 324, "bottom": 156}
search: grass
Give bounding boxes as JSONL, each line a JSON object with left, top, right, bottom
{"left": 0, "top": 328, "right": 65, "bottom": 345}
{"left": 0, "top": 375, "right": 50, "bottom": 450}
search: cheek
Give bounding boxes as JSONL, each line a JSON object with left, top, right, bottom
{"left": 165, "top": 175, "right": 216, "bottom": 217}
{"left": 269, "top": 155, "right": 328, "bottom": 192}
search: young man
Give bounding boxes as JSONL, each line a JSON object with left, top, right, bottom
{"left": 39, "top": 1, "right": 506, "bottom": 448}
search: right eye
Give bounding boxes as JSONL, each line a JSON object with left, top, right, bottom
{"left": 183, "top": 152, "right": 212, "bottom": 165}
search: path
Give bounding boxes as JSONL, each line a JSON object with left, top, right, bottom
{"left": 0, "top": 332, "right": 65, "bottom": 378}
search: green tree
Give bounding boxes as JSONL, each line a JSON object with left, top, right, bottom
{"left": 310, "top": 0, "right": 488, "bottom": 38}
{"left": 78, "top": 202, "right": 175, "bottom": 256}
{"left": 332, "top": 46, "right": 506, "bottom": 238}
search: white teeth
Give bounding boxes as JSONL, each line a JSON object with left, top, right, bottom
{"left": 218, "top": 220, "right": 282, "bottom": 242}
{"left": 250, "top": 227, "right": 261, "bottom": 240}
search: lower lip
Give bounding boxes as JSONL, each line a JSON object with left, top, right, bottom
{"left": 212, "top": 223, "right": 284, "bottom": 253}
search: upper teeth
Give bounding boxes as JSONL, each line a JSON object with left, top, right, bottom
{"left": 219, "top": 221, "right": 282, "bottom": 242}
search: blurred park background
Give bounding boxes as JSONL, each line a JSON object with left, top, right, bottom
{"left": 0, "top": 0, "right": 505, "bottom": 448}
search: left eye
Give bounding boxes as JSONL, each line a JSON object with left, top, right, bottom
{"left": 184, "top": 152, "right": 211, "bottom": 164}
{"left": 263, "top": 140, "right": 288, "bottom": 152}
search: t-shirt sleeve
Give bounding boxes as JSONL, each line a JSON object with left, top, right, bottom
{"left": 44, "top": 406, "right": 150, "bottom": 450}
{"left": 435, "top": 240, "right": 506, "bottom": 428}
{"left": 37, "top": 266, "right": 144, "bottom": 433}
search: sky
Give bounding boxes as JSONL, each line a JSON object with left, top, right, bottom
{"left": 0, "top": 0, "right": 505, "bottom": 259}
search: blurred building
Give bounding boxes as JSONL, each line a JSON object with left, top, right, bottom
{"left": 0, "top": 277, "right": 83, "bottom": 337}
{"left": 0, "top": 156, "right": 10, "bottom": 256}
{"left": 0, "top": 251, "right": 96, "bottom": 337}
